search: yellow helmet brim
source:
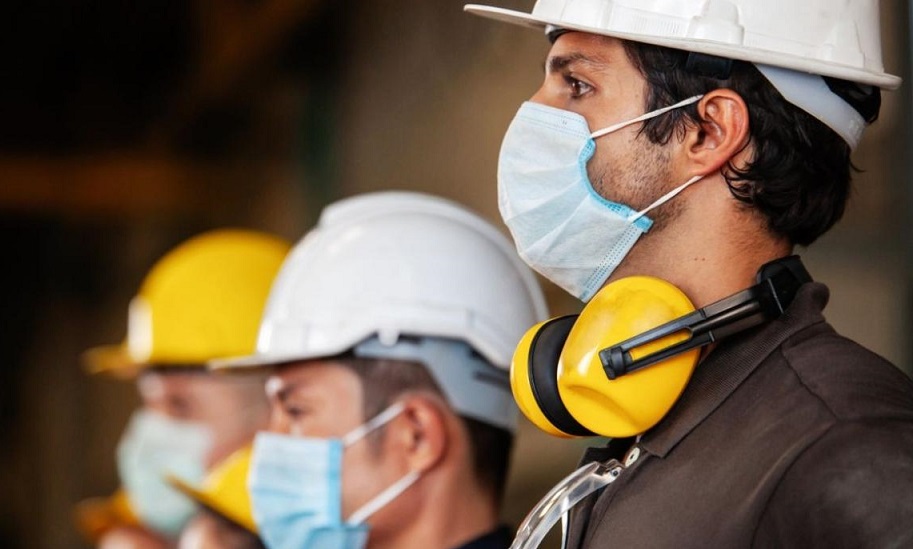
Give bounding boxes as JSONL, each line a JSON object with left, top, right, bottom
{"left": 167, "top": 446, "right": 257, "bottom": 534}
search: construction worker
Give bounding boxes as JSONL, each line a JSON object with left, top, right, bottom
{"left": 76, "top": 229, "right": 290, "bottom": 549}
{"left": 170, "top": 445, "right": 265, "bottom": 549}
{"left": 463, "top": 1, "right": 913, "bottom": 547}
{"left": 214, "top": 191, "right": 548, "bottom": 549}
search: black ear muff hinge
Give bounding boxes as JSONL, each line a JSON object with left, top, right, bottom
{"left": 599, "top": 256, "right": 811, "bottom": 380}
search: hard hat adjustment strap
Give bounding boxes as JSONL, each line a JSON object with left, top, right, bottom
{"left": 685, "top": 53, "right": 733, "bottom": 80}
{"left": 823, "top": 76, "right": 881, "bottom": 123}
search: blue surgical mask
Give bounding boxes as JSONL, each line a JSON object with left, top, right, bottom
{"left": 249, "top": 402, "right": 420, "bottom": 549}
{"left": 117, "top": 409, "right": 214, "bottom": 537}
{"left": 497, "top": 96, "right": 704, "bottom": 302}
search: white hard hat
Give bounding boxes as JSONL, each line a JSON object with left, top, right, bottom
{"left": 465, "top": 0, "right": 900, "bottom": 90}
{"left": 214, "top": 192, "right": 548, "bottom": 431}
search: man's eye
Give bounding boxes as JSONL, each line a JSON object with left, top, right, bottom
{"left": 284, "top": 405, "right": 309, "bottom": 419}
{"left": 167, "top": 397, "right": 193, "bottom": 419}
{"left": 567, "top": 77, "right": 593, "bottom": 98}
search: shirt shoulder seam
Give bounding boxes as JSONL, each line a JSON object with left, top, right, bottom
{"left": 777, "top": 323, "right": 843, "bottom": 417}
{"left": 750, "top": 415, "right": 836, "bottom": 546}
{"left": 749, "top": 342, "right": 839, "bottom": 546}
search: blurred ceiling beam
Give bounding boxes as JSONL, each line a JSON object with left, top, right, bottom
{"left": 148, "top": 0, "right": 324, "bottom": 148}
{"left": 0, "top": 154, "right": 221, "bottom": 217}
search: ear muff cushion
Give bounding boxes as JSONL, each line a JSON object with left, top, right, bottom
{"left": 528, "top": 316, "right": 594, "bottom": 437}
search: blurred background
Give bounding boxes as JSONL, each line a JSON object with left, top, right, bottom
{"left": 1, "top": 0, "right": 910, "bottom": 547}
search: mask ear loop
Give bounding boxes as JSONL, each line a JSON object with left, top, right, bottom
{"left": 342, "top": 401, "right": 406, "bottom": 446}
{"left": 590, "top": 95, "right": 703, "bottom": 139}
{"left": 340, "top": 400, "right": 422, "bottom": 525}
{"left": 626, "top": 174, "right": 705, "bottom": 223}
{"left": 586, "top": 94, "right": 706, "bottom": 224}
{"left": 346, "top": 470, "right": 422, "bottom": 525}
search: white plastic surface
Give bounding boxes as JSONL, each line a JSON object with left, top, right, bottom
{"left": 465, "top": 0, "right": 900, "bottom": 89}
{"left": 215, "top": 191, "right": 548, "bottom": 371}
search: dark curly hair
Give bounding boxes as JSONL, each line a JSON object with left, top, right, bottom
{"left": 621, "top": 41, "right": 881, "bottom": 246}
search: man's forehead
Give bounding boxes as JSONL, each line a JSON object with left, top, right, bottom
{"left": 266, "top": 359, "right": 358, "bottom": 399}
{"left": 136, "top": 368, "right": 204, "bottom": 397}
{"left": 547, "top": 31, "right": 624, "bottom": 65}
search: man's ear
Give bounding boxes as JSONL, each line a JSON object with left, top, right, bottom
{"left": 388, "top": 395, "right": 449, "bottom": 474}
{"left": 685, "top": 89, "right": 750, "bottom": 175}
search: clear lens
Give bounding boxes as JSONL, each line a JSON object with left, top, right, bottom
{"left": 510, "top": 460, "right": 624, "bottom": 549}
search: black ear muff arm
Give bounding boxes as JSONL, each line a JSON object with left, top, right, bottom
{"left": 598, "top": 289, "right": 766, "bottom": 380}
{"left": 599, "top": 256, "right": 811, "bottom": 380}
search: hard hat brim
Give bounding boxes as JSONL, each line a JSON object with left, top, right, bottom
{"left": 167, "top": 475, "right": 257, "bottom": 534}
{"left": 72, "top": 490, "right": 139, "bottom": 543}
{"left": 209, "top": 348, "right": 344, "bottom": 372}
{"left": 463, "top": 4, "right": 901, "bottom": 90}
{"left": 82, "top": 344, "right": 210, "bottom": 377}
{"left": 81, "top": 344, "right": 143, "bottom": 378}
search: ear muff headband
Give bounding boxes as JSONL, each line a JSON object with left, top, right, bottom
{"left": 527, "top": 316, "right": 594, "bottom": 437}
{"left": 599, "top": 255, "right": 811, "bottom": 380}
{"left": 513, "top": 255, "right": 812, "bottom": 439}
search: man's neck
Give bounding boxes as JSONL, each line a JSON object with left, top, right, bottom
{"left": 370, "top": 469, "right": 499, "bottom": 549}
{"left": 612, "top": 175, "right": 792, "bottom": 308}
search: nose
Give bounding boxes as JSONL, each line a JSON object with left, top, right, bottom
{"left": 267, "top": 408, "right": 290, "bottom": 434}
{"left": 529, "top": 82, "right": 554, "bottom": 107}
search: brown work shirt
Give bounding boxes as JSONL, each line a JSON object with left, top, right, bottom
{"left": 565, "top": 283, "right": 913, "bottom": 548}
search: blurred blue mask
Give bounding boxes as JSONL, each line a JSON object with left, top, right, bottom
{"left": 249, "top": 402, "right": 420, "bottom": 549}
{"left": 117, "top": 409, "right": 213, "bottom": 537}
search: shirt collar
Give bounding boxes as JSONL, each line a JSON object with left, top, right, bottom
{"left": 638, "top": 282, "right": 830, "bottom": 458}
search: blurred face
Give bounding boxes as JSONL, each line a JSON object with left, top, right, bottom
{"left": 137, "top": 369, "right": 267, "bottom": 466}
{"left": 531, "top": 32, "right": 676, "bottom": 222}
{"left": 265, "top": 361, "right": 404, "bottom": 525}
{"left": 98, "top": 526, "right": 170, "bottom": 549}
{"left": 178, "top": 512, "right": 264, "bottom": 549}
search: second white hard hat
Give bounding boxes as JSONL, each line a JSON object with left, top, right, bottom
{"left": 214, "top": 191, "right": 548, "bottom": 431}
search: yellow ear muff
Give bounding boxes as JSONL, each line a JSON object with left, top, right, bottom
{"left": 510, "top": 317, "right": 593, "bottom": 438}
{"left": 558, "top": 276, "right": 701, "bottom": 438}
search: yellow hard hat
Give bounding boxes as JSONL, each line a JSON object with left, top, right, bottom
{"left": 168, "top": 445, "right": 257, "bottom": 533}
{"left": 83, "top": 229, "right": 290, "bottom": 376}
{"left": 73, "top": 489, "right": 140, "bottom": 543}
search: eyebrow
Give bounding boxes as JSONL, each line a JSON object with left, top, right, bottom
{"left": 266, "top": 378, "right": 298, "bottom": 402}
{"left": 544, "top": 52, "right": 610, "bottom": 74}
{"left": 271, "top": 381, "right": 324, "bottom": 410}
